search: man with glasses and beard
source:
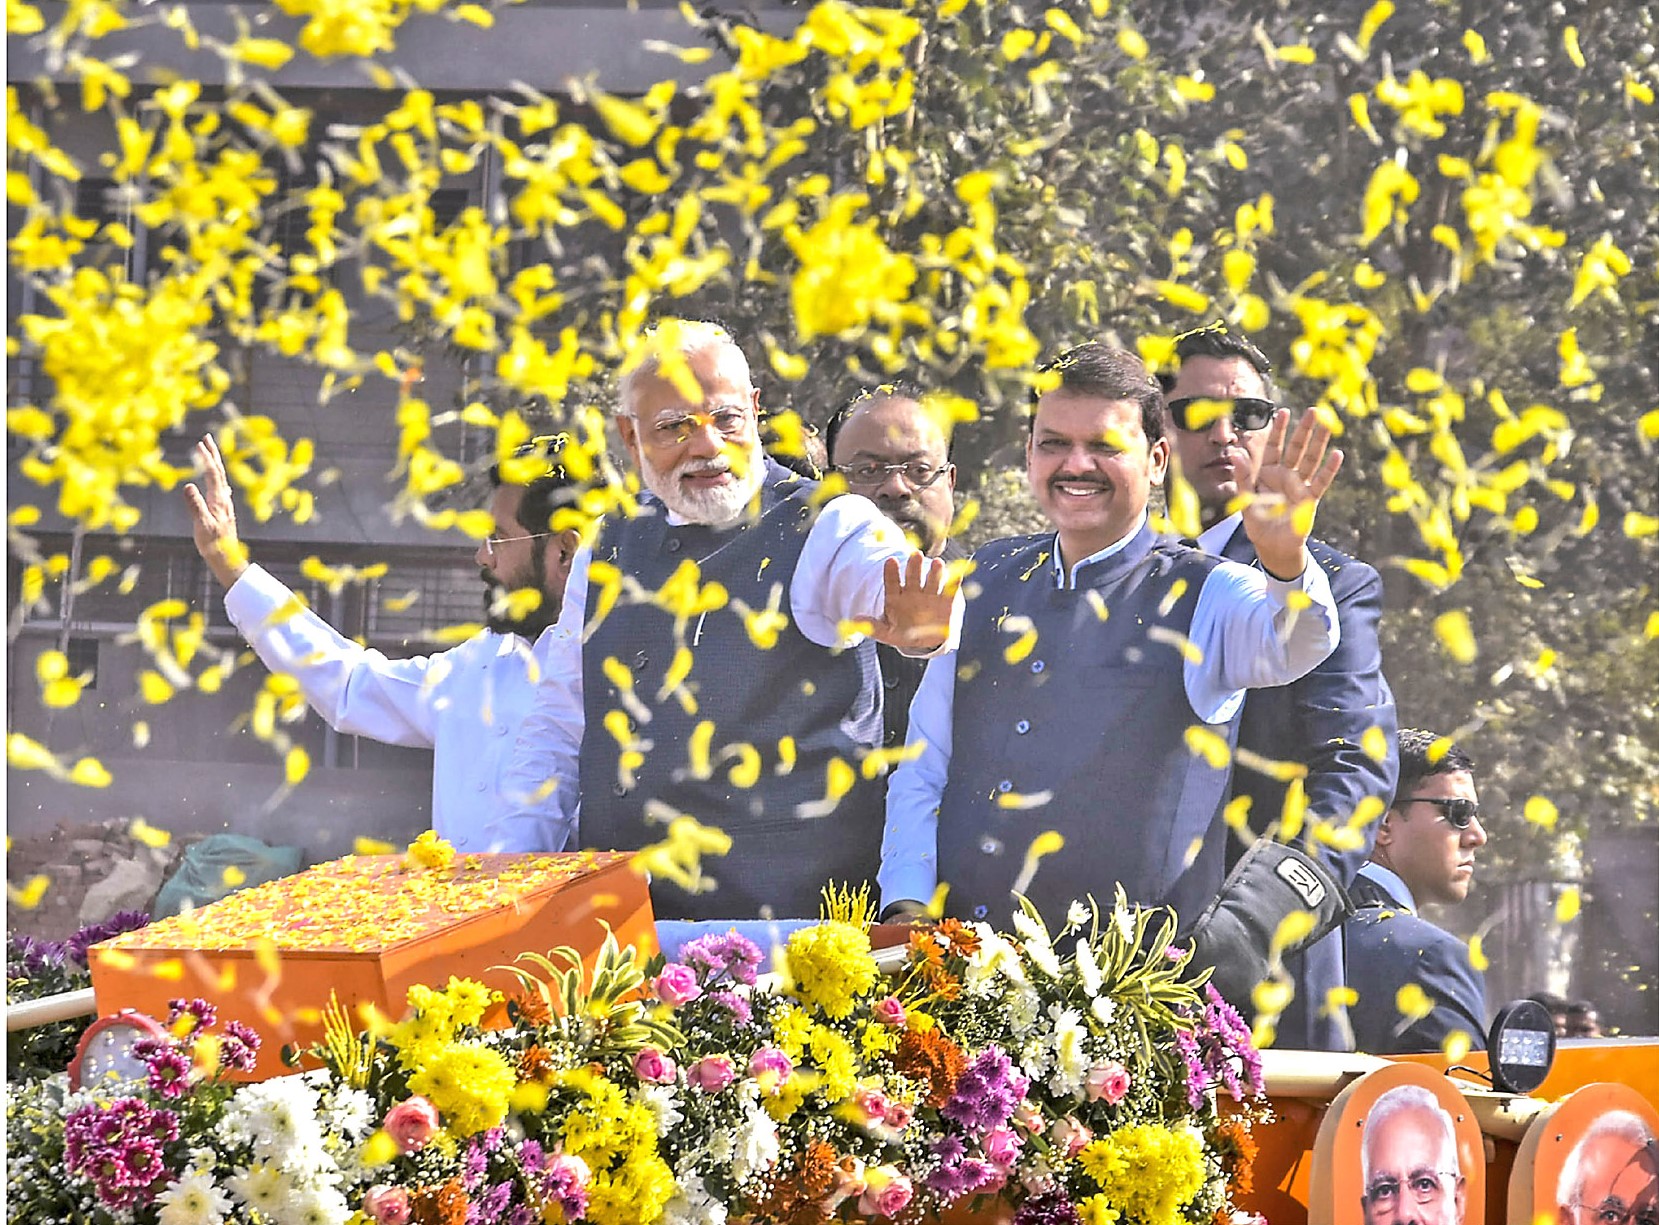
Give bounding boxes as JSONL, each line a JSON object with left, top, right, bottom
{"left": 1346, "top": 729, "right": 1491, "bottom": 1054}
{"left": 1557, "top": 1111, "right": 1659, "bottom": 1225}
{"left": 504, "top": 320, "right": 957, "bottom": 921}
{"left": 183, "top": 433, "right": 584, "bottom": 852}
{"left": 1161, "top": 320, "right": 1399, "bottom": 1052}
{"left": 1361, "top": 1084, "right": 1468, "bottom": 1225}
{"left": 825, "top": 384, "right": 967, "bottom": 751}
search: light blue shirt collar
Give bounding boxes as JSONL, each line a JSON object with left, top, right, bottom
{"left": 1050, "top": 511, "right": 1148, "bottom": 588}
{"left": 1357, "top": 861, "right": 1417, "bottom": 912}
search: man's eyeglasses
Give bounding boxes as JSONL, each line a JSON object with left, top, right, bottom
{"left": 1406, "top": 796, "right": 1481, "bottom": 830}
{"left": 1569, "top": 1201, "right": 1659, "bottom": 1225}
{"left": 647, "top": 405, "right": 754, "bottom": 445}
{"left": 834, "top": 461, "right": 954, "bottom": 492}
{"left": 1364, "top": 1169, "right": 1461, "bottom": 1209}
{"left": 483, "top": 532, "right": 553, "bottom": 559}
{"left": 1167, "top": 396, "right": 1278, "bottom": 433}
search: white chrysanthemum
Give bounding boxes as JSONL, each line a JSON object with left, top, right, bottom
{"left": 634, "top": 1083, "right": 685, "bottom": 1138}
{"left": 1090, "top": 994, "right": 1116, "bottom": 1027}
{"left": 1011, "top": 911, "right": 1062, "bottom": 979}
{"left": 662, "top": 1170, "right": 730, "bottom": 1225}
{"left": 1046, "top": 1006, "right": 1088, "bottom": 1097}
{"left": 1065, "top": 900, "right": 1090, "bottom": 928}
{"left": 1008, "top": 986, "right": 1041, "bottom": 1036}
{"left": 320, "top": 1087, "right": 375, "bottom": 1140}
{"left": 273, "top": 1183, "right": 352, "bottom": 1225}
{"left": 224, "top": 1078, "right": 331, "bottom": 1171}
{"left": 156, "top": 1171, "right": 233, "bottom": 1225}
{"left": 226, "top": 1162, "right": 290, "bottom": 1215}
{"left": 1074, "top": 938, "right": 1103, "bottom": 998}
{"left": 731, "top": 1098, "right": 780, "bottom": 1181}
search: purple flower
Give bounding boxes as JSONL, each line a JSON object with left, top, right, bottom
{"left": 1013, "top": 1190, "right": 1082, "bottom": 1225}
{"left": 925, "top": 1136, "right": 1004, "bottom": 1199}
{"left": 680, "top": 931, "right": 764, "bottom": 986}
{"left": 1174, "top": 985, "right": 1263, "bottom": 1108}
{"left": 146, "top": 1048, "right": 193, "bottom": 1100}
{"left": 6, "top": 933, "right": 69, "bottom": 978}
{"left": 63, "top": 1098, "right": 179, "bottom": 1210}
{"left": 66, "top": 911, "right": 149, "bottom": 963}
{"left": 467, "top": 1181, "right": 512, "bottom": 1223}
{"left": 707, "top": 989, "right": 753, "bottom": 1027}
{"left": 537, "top": 1152, "right": 589, "bottom": 1222}
{"left": 166, "top": 997, "right": 217, "bottom": 1033}
{"left": 942, "top": 1046, "right": 1028, "bottom": 1136}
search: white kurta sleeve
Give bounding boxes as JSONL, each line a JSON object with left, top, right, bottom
{"left": 224, "top": 564, "right": 443, "bottom": 748}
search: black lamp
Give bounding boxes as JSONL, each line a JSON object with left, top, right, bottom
{"left": 1486, "top": 998, "right": 1557, "bottom": 1094}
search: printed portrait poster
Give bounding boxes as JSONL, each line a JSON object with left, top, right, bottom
{"left": 1510, "top": 1083, "right": 1659, "bottom": 1225}
{"left": 1309, "top": 1062, "right": 1486, "bottom": 1225}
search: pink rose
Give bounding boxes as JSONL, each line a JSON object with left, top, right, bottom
{"left": 822, "top": 1157, "right": 867, "bottom": 1214}
{"left": 1048, "top": 1115, "right": 1091, "bottom": 1158}
{"left": 857, "top": 1167, "right": 913, "bottom": 1218}
{"left": 983, "top": 1125, "right": 1022, "bottom": 1171}
{"left": 852, "top": 1087, "right": 890, "bottom": 1124}
{"left": 363, "top": 1186, "right": 412, "bottom": 1225}
{"left": 654, "top": 964, "right": 702, "bottom": 1006}
{"left": 633, "top": 1045, "right": 677, "bottom": 1084}
{"left": 1084, "top": 1060, "right": 1131, "bottom": 1105}
{"left": 687, "top": 1054, "right": 736, "bottom": 1094}
{"left": 748, "top": 1047, "right": 793, "bottom": 1092}
{"left": 872, "top": 996, "right": 907, "bottom": 1027}
{"left": 883, "top": 1100, "right": 914, "bottom": 1132}
{"left": 383, "top": 1096, "right": 440, "bottom": 1154}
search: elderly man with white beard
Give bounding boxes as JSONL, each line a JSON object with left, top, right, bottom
{"left": 503, "top": 320, "right": 958, "bottom": 921}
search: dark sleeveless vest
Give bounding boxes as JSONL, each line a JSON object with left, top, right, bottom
{"left": 578, "top": 460, "right": 885, "bottom": 920}
{"left": 936, "top": 523, "right": 1238, "bottom": 929}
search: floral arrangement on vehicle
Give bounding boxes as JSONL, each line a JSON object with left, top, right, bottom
{"left": 4, "top": 886, "right": 1267, "bottom": 1225}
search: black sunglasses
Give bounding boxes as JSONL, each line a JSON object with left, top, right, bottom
{"left": 1167, "top": 396, "right": 1278, "bottom": 433}
{"left": 1406, "top": 796, "right": 1481, "bottom": 829}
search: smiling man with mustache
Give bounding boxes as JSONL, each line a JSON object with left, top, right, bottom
{"left": 1345, "top": 729, "right": 1491, "bottom": 1055}
{"left": 879, "top": 342, "right": 1345, "bottom": 937}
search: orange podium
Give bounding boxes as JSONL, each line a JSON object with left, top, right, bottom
{"left": 88, "top": 850, "right": 657, "bottom": 1078}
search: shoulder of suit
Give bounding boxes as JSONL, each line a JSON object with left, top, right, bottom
{"left": 1152, "top": 538, "right": 1227, "bottom": 575}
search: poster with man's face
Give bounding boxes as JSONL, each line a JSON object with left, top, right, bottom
{"left": 1310, "top": 1062, "right": 1486, "bottom": 1225}
{"left": 1511, "top": 1085, "right": 1659, "bottom": 1225}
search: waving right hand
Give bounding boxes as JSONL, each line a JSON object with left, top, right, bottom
{"left": 183, "top": 434, "right": 250, "bottom": 588}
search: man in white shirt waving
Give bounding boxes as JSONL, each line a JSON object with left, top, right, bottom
{"left": 879, "top": 342, "right": 1345, "bottom": 942}
{"left": 504, "top": 319, "right": 957, "bottom": 920}
{"left": 184, "top": 433, "right": 582, "bottom": 852}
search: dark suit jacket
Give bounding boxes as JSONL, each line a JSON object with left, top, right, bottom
{"left": 1344, "top": 872, "right": 1488, "bottom": 1055}
{"left": 1221, "top": 526, "right": 1399, "bottom": 1051}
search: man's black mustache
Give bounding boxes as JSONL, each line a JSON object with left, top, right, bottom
{"left": 1048, "top": 476, "right": 1110, "bottom": 491}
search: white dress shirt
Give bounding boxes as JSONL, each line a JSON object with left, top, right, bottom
{"left": 504, "top": 493, "right": 959, "bottom": 847}
{"left": 878, "top": 513, "right": 1340, "bottom": 907}
{"left": 224, "top": 564, "right": 569, "bottom": 853}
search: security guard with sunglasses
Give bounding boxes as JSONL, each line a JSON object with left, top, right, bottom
{"left": 1161, "top": 321, "right": 1400, "bottom": 1052}
{"left": 1345, "top": 728, "right": 1491, "bottom": 1055}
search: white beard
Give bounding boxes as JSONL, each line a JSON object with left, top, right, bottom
{"left": 637, "top": 443, "right": 766, "bottom": 525}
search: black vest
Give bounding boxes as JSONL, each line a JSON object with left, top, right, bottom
{"left": 578, "top": 461, "right": 885, "bottom": 919}
{"left": 936, "top": 524, "right": 1238, "bottom": 928}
